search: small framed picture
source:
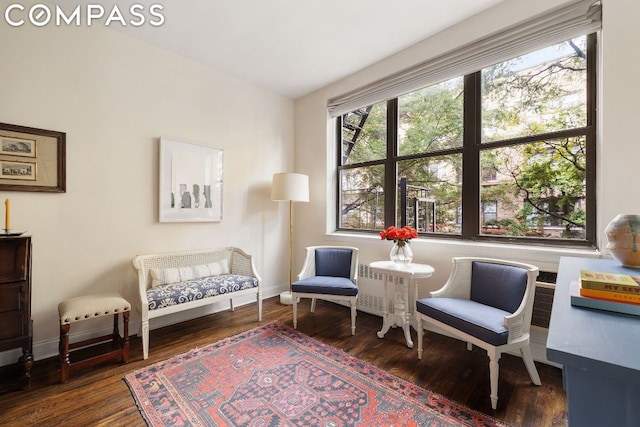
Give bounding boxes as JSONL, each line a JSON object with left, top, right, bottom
{"left": 0, "top": 135, "right": 36, "bottom": 158}
{"left": 0, "top": 122, "right": 65, "bottom": 192}
{"left": 1, "top": 160, "right": 36, "bottom": 180}
{"left": 159, "top": 137, "right": 223, "bottom": 222}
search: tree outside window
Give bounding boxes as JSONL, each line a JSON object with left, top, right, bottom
{"left": 337, "top": 34, "right": 595, "bottom": 246}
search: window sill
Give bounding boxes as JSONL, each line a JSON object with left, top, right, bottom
{"left": 324, "top": 231, "right": 604, "bottom": 271}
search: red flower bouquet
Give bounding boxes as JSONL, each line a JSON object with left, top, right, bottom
{"left": 379, "top": 226, "right": 418, "bottom": 246}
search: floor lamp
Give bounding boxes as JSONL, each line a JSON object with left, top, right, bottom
{"left": 271, "top": 172, "right": 309, "bottom": 305}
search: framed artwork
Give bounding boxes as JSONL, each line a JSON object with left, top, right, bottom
{"left": 0, "top": 123, "right": 66, "bottom": 192}
{"left": 159, "top": 137, "right": 223, "bottom": 222}
{"left": 0, "top": 161, "right": 36, "bottom": 181}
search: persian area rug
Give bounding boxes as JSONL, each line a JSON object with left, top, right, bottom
{"left": 124, "top": 321, "right": 508, "bottom": 427}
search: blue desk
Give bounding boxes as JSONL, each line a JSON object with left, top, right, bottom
{"left": 547, "top": 256, "right": 640, "bottom": 427}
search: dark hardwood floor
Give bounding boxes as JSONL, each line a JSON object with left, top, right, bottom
{"left": 0, "top": 297, "right": 567, "bottom": 426}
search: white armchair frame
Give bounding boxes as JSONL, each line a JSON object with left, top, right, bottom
{"left": 416, "top": 257, "right": 541, "bottom": 410}
{"left": 292, "top": 246, "right": 359, "bottom": 334}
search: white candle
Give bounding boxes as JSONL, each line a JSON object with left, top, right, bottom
{"left": 4, "top": 198, "right": 9, "bottom": 231}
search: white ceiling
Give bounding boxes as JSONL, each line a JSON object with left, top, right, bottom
{"left": 62, "top": 0, "right": 506, "bottom": 99}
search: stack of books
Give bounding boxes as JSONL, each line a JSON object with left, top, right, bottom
{"left": 570, "top": 269, "right": 640, "bottom": 316}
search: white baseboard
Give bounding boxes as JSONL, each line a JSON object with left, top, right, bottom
{"left": 1, "top": 289, "right": 560, "bottom": 372}
{"left": 0, "top": 286, "right": 283, "bottom": 367}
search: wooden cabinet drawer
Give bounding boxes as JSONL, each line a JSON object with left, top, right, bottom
{"left": 0, "top": 239, "right": 28, "bottom": 283}
{"left": 0, "top": 311, "right": 23, "bottom": 340}
{"left": 0, "top": 282, "right": 22, "bottom": 312}
{"left": 0, "top": 236, "right": 32, "bottom": 389}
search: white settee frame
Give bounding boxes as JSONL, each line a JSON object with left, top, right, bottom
{"left": 132, "top": 247, "right": 262, "bottom": 359}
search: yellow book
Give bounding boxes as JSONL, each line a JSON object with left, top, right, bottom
{"left": 579, "top": 269, "right": 640, "bottom": 295}
{"left": 579, "top": 286, "right": 640, "bottom": 305}
{"left": 571, "top": 281, "right": 640, "bottom": 316}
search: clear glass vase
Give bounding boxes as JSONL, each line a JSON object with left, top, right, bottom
{"left": 390, "top": 241, "right": 413, "bottom": 264}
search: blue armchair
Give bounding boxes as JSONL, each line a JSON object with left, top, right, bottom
{"left": 415, "top": 257, "right": 541, "bottom": 409}
{"left": 292, "top": 246, "right": 359, "bottom": 334}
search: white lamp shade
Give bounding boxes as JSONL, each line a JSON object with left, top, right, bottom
{"left": 271, "top": 173, "right": 309, "bottom": 202}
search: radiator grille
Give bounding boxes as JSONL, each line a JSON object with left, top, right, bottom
{"left": 356, "top": 263, "right": 386, "bottom": 315}
{"left": 533, "top": 271, "right": 557, "bottom": 329}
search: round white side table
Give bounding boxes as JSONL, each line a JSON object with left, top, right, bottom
{"left": 368, "top": 260, "right": 435, "bottom": 348}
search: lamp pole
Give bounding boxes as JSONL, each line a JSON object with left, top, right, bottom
{"left": 271, "top": 172, "right": 309, "bottom": 305}
{"left": 288, "top": 198, "right": 293, "bottom": 294}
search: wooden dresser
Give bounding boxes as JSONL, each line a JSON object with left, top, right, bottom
{"left": 0, "top": 236, "right": 33, "bottom": 390}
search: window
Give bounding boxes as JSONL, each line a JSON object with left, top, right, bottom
{"left": 337, "top": 34, "right": 596, "bottom": 246}
{"left": 482, "top": 201, "right": 498, "bottom": 225}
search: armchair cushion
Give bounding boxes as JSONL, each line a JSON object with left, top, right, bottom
{"left": 292, "top": 276, "right": 358, "bottom": 296}
{"left": 416, "top": 297, "right": 511, "bottom": 346}
{"left": 314, "top": 248, "right": 353, "bottom": 278}
{"left": 470, "top": 261, "right": 528, "bottom": 313}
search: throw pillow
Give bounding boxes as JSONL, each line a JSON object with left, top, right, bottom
{"left": 149, "top": 260, "right": 230, "bottom": 288}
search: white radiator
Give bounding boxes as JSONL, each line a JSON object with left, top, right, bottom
{"left": 347, "top": 261, "right": 555, "bottom": 365}
{"left": 353, "top": 260, "right": 427, "bottom": 316}
{"left": 355, "top": 262, "right": 387, "bottom": 316}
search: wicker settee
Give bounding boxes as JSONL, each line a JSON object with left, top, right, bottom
{"left": 132, "top": 247, "right": 262, "bottom": 359}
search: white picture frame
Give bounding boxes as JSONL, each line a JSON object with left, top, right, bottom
{"left": 159, "top": 137, "right": 223, "bottom": 222}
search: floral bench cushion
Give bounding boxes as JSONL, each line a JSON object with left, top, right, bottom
{"left": 147, "top": 274, "right": 259, "bottom": 311}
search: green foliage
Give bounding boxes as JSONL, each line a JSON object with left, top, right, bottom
{"left": 399, "top": 79, "right": 464, "bottom": 155}
{"left": 345, "top": 103, "right": 387, "bottom": 164}
{"left": 341, "top": 37, "right": 588, "bottom": 239}
{"left": 484, "top": 218, "right": 530, "bottom": 236}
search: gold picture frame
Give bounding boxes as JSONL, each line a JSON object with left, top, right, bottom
{"left": 0, "top": 160, "right": 36, "bottom": 181}
{"left": 0, "top": 123, "right": 65, "bottom": 192}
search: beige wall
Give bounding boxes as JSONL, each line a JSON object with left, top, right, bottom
{"left": 3, "top": 0, "right": 637, "bottom": 365}
{"left": 0, "top": 22, "right": 295, "bottom": 363}
{"left": 294, "top": 0, "right": 640, "bottom": 287}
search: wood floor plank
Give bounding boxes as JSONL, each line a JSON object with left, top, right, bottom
{"left": 0, "top": 296, "right": 567, "bottom": 426}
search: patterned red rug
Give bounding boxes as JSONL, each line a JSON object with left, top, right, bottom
{"left": 125, "top": 321, "right": 508, "bottom": 426}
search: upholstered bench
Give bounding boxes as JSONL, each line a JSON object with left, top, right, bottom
{"left": 58, "top": 292, "right": 131, "bottom": 383}
{"left": 132, "top": 247, "right": 262, "bottom": 359}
